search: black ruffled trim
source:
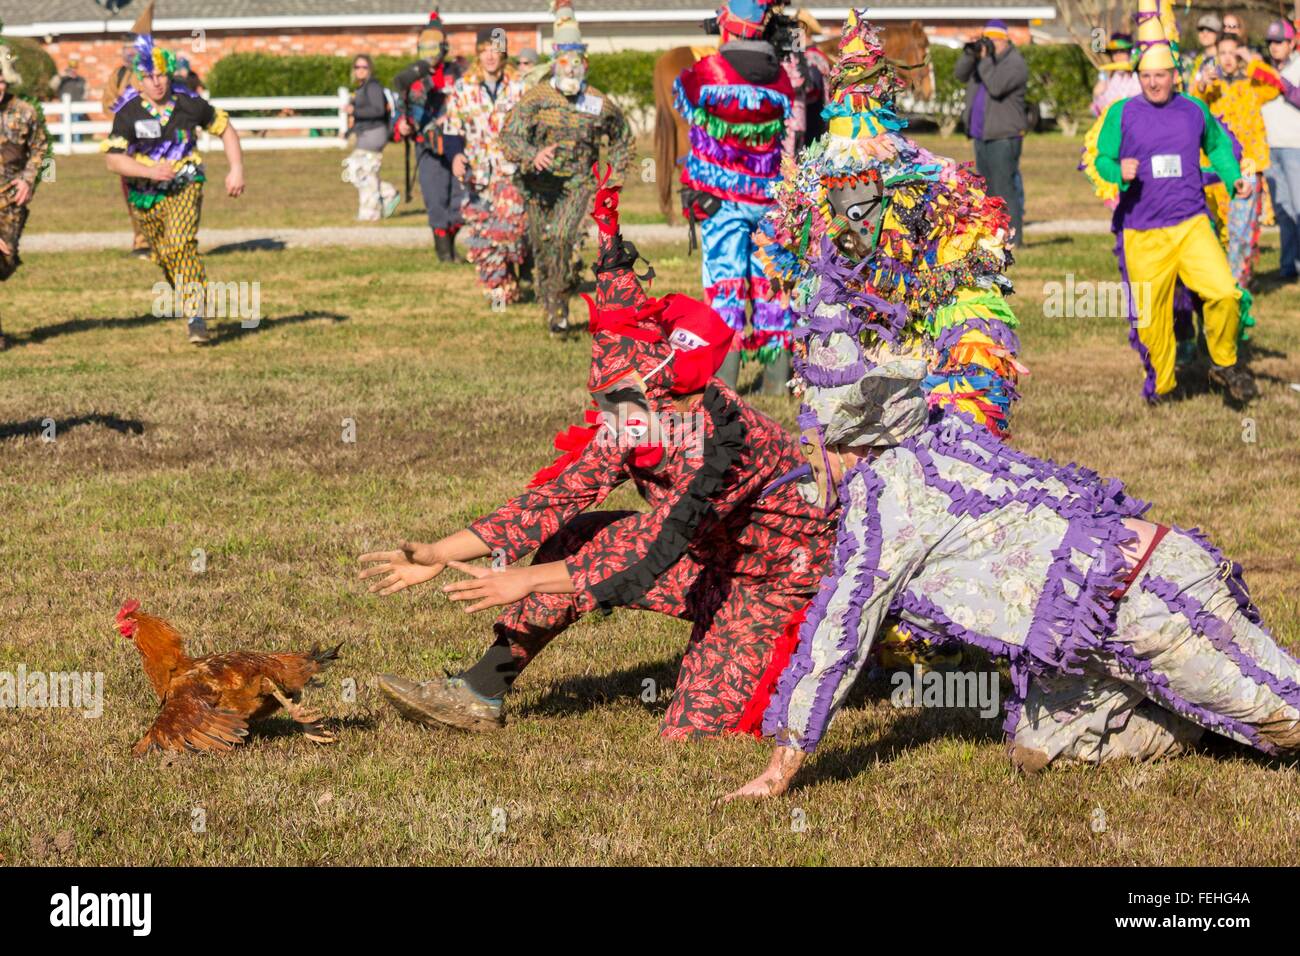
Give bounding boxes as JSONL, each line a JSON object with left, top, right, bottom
{"left": 588, "top": 384, "right": 746, "bottom": 612}
{"left": 593, "top": 235, "right": 656, "bottom": 286}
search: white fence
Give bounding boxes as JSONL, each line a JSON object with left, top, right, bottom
{"left": 41, "top": 88, "right": 354, "bottom": 155}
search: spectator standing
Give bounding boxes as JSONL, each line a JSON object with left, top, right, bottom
{"left": 1092, "top": 33, "right": 1142, "bottom": 116}
{"left": 1182, "top": 14, "right": 1220, "bottom": 88}
{"left": 1262, "top": 19, "right": 1300, "bottom": 280}
{"left": 1221, "top": 12, "right": 1260, "bottom": 60}
{"left": 174, "top": 57, "right": 204, "bottom": 94}
{"left": 343, "top": 54, "right": 400, "bottom": 222}
{"left": 955, "top": 19, "right": 1028, "bottom": 245}
{"left": 50, "top": 55, "right": 88, "bottom": 143}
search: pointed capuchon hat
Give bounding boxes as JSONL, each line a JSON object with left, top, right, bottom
{"left": 1133, "top": 0, "right": 1179, "bottom": 71}
{"left": 820, "top": 9, "right": 905, "bottom": 164}
{"left": 129, "top": 0, "right": 156, "bottom": 37}
{"left": 552, "top": 1, "right": 586, "bottom": 51}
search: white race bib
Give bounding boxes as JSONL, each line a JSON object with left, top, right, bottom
{"left": 1151, "top": 154, "right": 1182, "bottom": 179}
{"left": 575, "top": 93, "right": 604, "bottom": 116}
{"left": 134, "top": 119, "right": 163, "bottom": 139}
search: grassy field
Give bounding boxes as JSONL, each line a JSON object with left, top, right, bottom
{"left": 24, "top": 131, "right": 1103, "bottom": 235}
{"left": 1, "top": 138, "right": 1299, "bottom": 866}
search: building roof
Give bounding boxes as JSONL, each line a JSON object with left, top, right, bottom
{"left": 1, "top": 1, "right": 1056, "bottom": 35}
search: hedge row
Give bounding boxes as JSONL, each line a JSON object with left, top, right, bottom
{"left": 205, "top": 44, "right": 1094, "bottom": 133}
{"left": 207, "top": 50, "right": 658, "bottom": 111}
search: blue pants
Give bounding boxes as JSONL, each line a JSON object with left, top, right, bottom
{"left": 417, "top": 148, "right": 465, "bottom": 233}
{"left": 1266, "top": 146, "right": 1300, "bottom": 279}
{"left": 699, "top": 198, "right": 790, "bottom": 360}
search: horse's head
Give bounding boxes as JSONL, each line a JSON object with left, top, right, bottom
{"left": 880, "top": 21, "right": 933, "bottom": 100}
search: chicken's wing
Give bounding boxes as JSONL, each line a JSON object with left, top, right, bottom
{"left": 133, "top": 686, "right": 250, "bottom": 756}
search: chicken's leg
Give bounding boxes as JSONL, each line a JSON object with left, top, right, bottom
{"left": 268, "top": 683, "right": 336, "bottom": 744}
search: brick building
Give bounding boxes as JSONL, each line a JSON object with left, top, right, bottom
{"left": 2, "top": 0, "right": 1060, "bottom": 107}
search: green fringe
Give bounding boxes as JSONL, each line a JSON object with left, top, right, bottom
{"left": 741, "top": 342, "right": 788, "bottom": 365}
{"left": 689, "top": 108, "right": 784, "bottom": 146}
{"left": 928, "top": 290, "right": 1019, "bottom": 335}
{"left": 1237, "top": 285, "right": 1254, "bottom": 342}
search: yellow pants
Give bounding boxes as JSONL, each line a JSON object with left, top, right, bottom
{"left": 1123, "top": 215, "right": 1240, "bottom": 396}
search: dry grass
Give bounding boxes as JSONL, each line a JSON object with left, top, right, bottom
{"left": 1, "top": 163, "right": 1298, "bottom": 865}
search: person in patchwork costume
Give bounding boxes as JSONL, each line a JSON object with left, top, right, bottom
{"left": 102, "top": 29, "right": 245, "bottom": 345}
{"left": 0, "top": 23, "right": 51, "bottom": 351}
{"left": 675, "top": 0, "right": 796, "bottom": 392}
{"left": 721, "top": 278, "right": 1300, "bottom": 800}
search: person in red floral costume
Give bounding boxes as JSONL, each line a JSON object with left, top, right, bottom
{"left": 361, "top": 167, "right": 832, "bottom": 739}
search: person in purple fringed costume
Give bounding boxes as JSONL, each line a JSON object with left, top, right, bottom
{"left": 721, "top": 311, "right": 1300, "bottom": 801}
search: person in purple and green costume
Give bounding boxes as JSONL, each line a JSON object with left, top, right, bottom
{"left": 102, "top": 30, "right": 245, "bottom": 345}
{"left": 1091, "top": 0, "right": 1258, "bottom": 404}
{"left": 719, "top": 302, "right": 1300, "bottom": 800}
{"left": 675, "top": 0, "right": 796, "bottom": 392}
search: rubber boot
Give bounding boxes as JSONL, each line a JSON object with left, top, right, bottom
{"left": 434, "top": 231, "right": 453, "bottom": 263}
{"left": 716, "top": 351, "right": 741, "bottom": 390}
{"left": 758, "top": 349, "right": 791, "bottom": 396}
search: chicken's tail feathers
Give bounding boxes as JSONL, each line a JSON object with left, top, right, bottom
{"left": 307, "top": 642, "right": 344, "bottom": 668}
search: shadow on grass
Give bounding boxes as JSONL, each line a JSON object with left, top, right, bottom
{"left": 15, "top": 312, "right": 173, "bottom": 345}
{"left": 519, "top": 658, "right": 682, "bottom": 720}
{"left": 211, "top": 310, "right": 349, "bottom": 344}
{"left": 0, "top": 412, "right": 144, "bottom": 442}
{"left": 207, "top": 238, "right": 288, "bottom": 255}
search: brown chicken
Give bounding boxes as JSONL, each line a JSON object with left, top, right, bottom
{"left": 117, "top": 599, "right": 341, "bottom": 755}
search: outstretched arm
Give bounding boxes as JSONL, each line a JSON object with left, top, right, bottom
{"left": 220, "top": 122, "right": 245, "bottom": 197}
{"left": 359, "top": 528, "right": 490, "bottom": 596}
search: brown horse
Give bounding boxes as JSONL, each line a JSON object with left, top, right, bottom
{"left": 653, "top": 21, "right": 933, "bottom": 220}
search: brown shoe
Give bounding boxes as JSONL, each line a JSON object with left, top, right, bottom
{"left": 1207, "top": 362, "right": 1259, "bottom": 403}
{"left": 378, "top": 674, "right": 505, "bottom": 732}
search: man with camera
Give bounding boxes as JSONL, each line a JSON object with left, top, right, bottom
{"left": 955, "top": 20, "right": 1028, "bottom": 246}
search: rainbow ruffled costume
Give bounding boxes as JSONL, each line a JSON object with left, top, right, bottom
{"left": 674, "top": 0, "right": 795, "bottom": 362}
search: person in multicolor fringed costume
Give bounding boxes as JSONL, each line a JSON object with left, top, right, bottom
{"left": 364, "top": 166, "right": 832, "bottom": 740}
{"left": 1080, "top": 0, "right": 1258, "bottom": 404}
{"left": 720, "top": 288, "right": 1300, "bottom": 800}
{"left": 102, "top": 29, "right": 244, "bottom": 346}
{"left": 755, "top": 9, "right": 1024, "bottom": 440}
{"left": 675, "top": 0, "right": 796, "bottom": 392}
{"left": 442, "top": 27, "right": 528, "bottom": 306}
{"left": 746, "top": 8, "right": 1024, "bottom": 674}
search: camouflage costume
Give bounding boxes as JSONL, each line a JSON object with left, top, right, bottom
{"left": 0, "top": 91, "right": 49, "bottom": 345}
{"left": 499, "top": 80, "right": 633, "bottom": 328}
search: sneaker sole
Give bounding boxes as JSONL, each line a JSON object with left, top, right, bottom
{"left": 378, "top": 680, "right": 503, "bottom": 733}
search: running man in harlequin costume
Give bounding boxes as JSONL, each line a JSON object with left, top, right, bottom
{"left": 1084, "top": 0, "right": 1258, "bottom": 403}
{"left": 500, "top": 3, "right": 634, "bottom": 334}
{"left": 721, "top": 288, "right": 1300, "bottom": 799}
{"left": 0, "top": 30, "right": 51, "bottom": 352}
{"left": 362, "top": 167, "right": 831, "bottom": 739}
{"left": 442, "top": 27, "right": 529, "bottom": 305}
{"left": 676, "top": 0, "right": 795, "bottom": 392}
{"left": 393, "top": 7, "right": 465, "bottom": 263}
{"left": 102, "top": 30, "right": 245, "bottom": 346}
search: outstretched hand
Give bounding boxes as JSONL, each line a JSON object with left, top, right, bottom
{"left": 441, "top": 560, "right": 534, "bottom": 613}
{"left": 358, "top": 541, "right": 445, "bottom": 595}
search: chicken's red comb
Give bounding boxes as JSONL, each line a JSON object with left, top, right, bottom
{"left": 117, "top": 599, "right": 141, "bottom": 621}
